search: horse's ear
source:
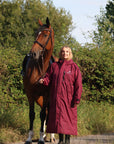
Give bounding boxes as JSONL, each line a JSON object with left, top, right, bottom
{"left": 46, "top": 17, "right": 50, "bottom": 27}
{"left": 38, "top": 19, "right": 43, "bottom": 26}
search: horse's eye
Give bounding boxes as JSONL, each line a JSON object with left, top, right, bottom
{"left": 44, "top": 34, "right": 48, "bottom": 37}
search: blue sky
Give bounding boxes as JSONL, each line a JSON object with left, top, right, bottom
{"left": 52, "top": 0, "right": 108, "bottom": 44}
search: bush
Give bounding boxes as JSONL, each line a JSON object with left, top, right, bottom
{"left": 0, "top": 46, "right": 27, "bottom": 105}
{"left": 74, "top": 46, "right": 114, "bottom": 103}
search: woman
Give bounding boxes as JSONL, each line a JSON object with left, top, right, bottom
{"left": 39, "top": 46, "right": 82, "bottom": 144}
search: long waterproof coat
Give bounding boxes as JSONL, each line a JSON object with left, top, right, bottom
{"left": 43, "top": 59, "right": 82, "bottom": 135}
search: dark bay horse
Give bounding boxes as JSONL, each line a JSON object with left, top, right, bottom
{"left": 22, "top": 18, "right": 56, "bottom": 144}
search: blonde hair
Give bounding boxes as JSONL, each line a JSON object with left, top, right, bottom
{"left": 59, "top": 46, "right": 73, "bottom": 60}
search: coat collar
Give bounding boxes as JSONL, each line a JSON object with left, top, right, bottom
{"left": 58, "top": 59, "right": 74, "bottom": 65}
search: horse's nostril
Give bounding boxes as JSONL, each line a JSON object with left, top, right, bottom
{"left": 31, "top": 52, "right": 36, "bottom": 58}
{"left": 31, "top": 51, "right": 41, "bottom": 60}
{"left": 33, "top": 52, "right": 36, "bottom": 57}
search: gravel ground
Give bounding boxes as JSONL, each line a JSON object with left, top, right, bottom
{"left": 9, "top": 133, "right": 114, "bottom": 144}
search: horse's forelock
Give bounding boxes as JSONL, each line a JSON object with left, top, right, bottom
{"left": 37, "top": 24, "right": 49, "bottom": 34}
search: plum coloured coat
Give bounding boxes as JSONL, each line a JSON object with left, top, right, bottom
{"left": 43, "top": 59, "right": 82, "bottom": 135}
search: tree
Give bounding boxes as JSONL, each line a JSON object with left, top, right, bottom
{"left": 93, "top": 0, "right": 114, "bottom": 47}
{"left": 0, "top": 0, "right": 75, "bottom": 55}
{"left": 106, "top": 0, "right": 114, "bottom": 24}
{"left": 83, "top": 0, "right": 114, "bottom": 102}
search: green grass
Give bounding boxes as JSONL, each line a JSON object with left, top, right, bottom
{"left": 0, "top": 101, "right": 114, "bottom": 143}
{"left": 0, "top": 103, "right": 41, "bottom": 143}
{"left": 77, "top": 101, "right": 114, "bottom": 136}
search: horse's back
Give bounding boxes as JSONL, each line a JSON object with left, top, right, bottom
{"left": 53, "top": 56, "right": 59, "bottom": 62}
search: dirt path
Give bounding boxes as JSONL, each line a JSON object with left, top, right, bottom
{"left": 10, "top": 133, "right": 114, "bottom": 144}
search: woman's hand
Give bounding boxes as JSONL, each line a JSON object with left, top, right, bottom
{"left": 38, "top": 78, "right": 44, "bottom": 84}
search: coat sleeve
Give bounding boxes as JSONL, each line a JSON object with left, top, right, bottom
{"left": 43, "top": 64, "right": 53, "bottom": 86}
{"left": 72, "top": 67, "right": 82, "bottom": 106}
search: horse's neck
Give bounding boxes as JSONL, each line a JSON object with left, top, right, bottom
{"left": 36, "top": 52, "right": 51, "bottom": 77}
{"left": 28, "top": 50, "right": 53, "bottom": 80}
{"left": 43, "top": 54, "right": 52, "bottom": 72}
{"left": 44, "top": 49, "right": 53, "bottom": 65}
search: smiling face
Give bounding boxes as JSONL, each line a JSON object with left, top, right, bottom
{"left": 61, "top": 47, "right": 70, "bottom": 60}
{"left": 60, "top": 46, "right": 73, "bottom": 61}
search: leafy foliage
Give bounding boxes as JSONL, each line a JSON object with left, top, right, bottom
{"left": 93, "top": 0, "right": 114, "bottom": 47}
{"left": 0, "top": 46, "right": 27, "bottom": 106}
{"left": 0, "top": 0, "right": 114, "bottom": 108}
{"left": 74, "top": 45, "right": 114, "bottom": 102}
{"left": 106, "top": 0, "right": 114, "bottom": 24}
{"left": 0, "top": 0, "right": 73, "bottom": 55}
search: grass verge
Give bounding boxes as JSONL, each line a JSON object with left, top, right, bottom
{"left": 0, "top": 101, "right": 114, "bottom": 143}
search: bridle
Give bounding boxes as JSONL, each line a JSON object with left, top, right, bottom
{"left": 34, "top": 28, "right": 53, "bottom": 51}
{"left": 30, "top": 27, "right": 53, "bottom": 75}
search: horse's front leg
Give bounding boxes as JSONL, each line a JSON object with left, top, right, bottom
{"left": 38, "top": 107, "right": 46, "bottom": 144}
{"left": 25, "top": 104, "right": 35, "bottom": 144}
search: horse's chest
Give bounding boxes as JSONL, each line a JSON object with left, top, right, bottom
{"left": 27, "top": 68, "right": 40, "bottom": 84}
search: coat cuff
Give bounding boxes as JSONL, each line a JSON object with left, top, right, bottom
{"left": 43, "top": 79, "right": 46, "bottom": 85}
{"left": 71, "top": 99, "right": 80, "bottom": 107}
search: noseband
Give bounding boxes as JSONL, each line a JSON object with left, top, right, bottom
{"left": 34, "top": 28, "right": 52, "bottom": 51}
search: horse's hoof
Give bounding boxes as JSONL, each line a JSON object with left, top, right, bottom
{"left": 50, "top": 138, "right": 56, "bottom": 143}
{"left": 38, "top": 140, "right": 45, "bottom": 144}
{"left": 25, "top": 141, "right": 32, "bottom": 144}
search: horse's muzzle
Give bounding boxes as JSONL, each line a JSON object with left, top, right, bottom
{"left": 30, "top": 50, "right": 43, "bottom": 60}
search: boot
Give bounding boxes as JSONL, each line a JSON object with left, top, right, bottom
{"left": 65, "top": 135, "right": 70, "bottom": 144}
{"left": 58, "top": 134, "right": 64, "bottom": 144}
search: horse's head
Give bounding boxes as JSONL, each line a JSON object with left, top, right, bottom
{"left": 30, "top": 17, "right": 54, "bottom": 61}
